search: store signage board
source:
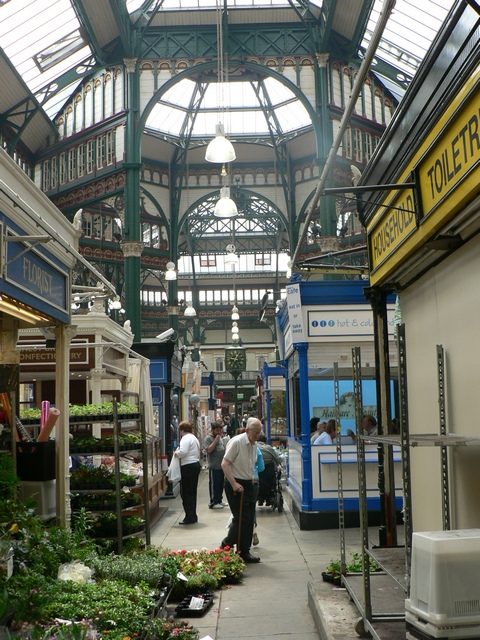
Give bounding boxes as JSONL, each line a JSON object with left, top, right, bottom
{"left": 367, "top": 64, "right": 480, "bottom": 285}
{"left": 286, "top": 283, "right": 305, "bottom": 343}
{"left": 20, "top": 346, "right": 88, "bottom": 365}
{"left": 308, "top": 305, "right": 395, "bottom": 339}
{"left": 4, "top": 225, "right": 68, "bottom": 313}
{"left": 368, "top": 188, "right": 417, "bottom": 272}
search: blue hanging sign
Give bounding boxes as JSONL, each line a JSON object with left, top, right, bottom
{"left": 5, "top": 233, "right": 68, "bottom": 313}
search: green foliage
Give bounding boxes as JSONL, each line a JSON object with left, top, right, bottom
{"left": 19, "top": 408, "right": 41, "bottom": 420}
{"left": 67, "top": 402, "right": 139, "bottom": 418}
{"left": 41, "top": 579, "right": 155, "bottom": 634}
{"left": 346, "top": 552, "right": 379, "bottom": 574}
{"left": 143, "top": 619, "right": 199, "bottom": 640}
{"left": 4, "top": 569, "right": 53, "bottom": 626}
{"left": 324, "top": 552, "right": 380, "bottom": 577}
{"left": 0, "top": 498, "right": 229, "bottom": 639}
{"left": 21, "top": 402, "right": 140, "bottom": 423}
{"left": 89, "top": 513, "right": 144, "bottom": 537}
{"left": 0, "top": 499, "right": 97, "bottom": 579}
{"left": 90, "top": 546, "right": 244, "bottom": 600}
{"left": 324, "top": 557, "right": 342, "bottom": 577}
{"left": 0, "top": 455, "right": 19, "bottom": 499}
{"left": 70, "top": 465, "right": 134, "bottom": 488}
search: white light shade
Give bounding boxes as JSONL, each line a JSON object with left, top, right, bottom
{"left": 205, "top": 124, "right": 236, "bottom": 163}
{"left": 165, "top": 261, "right": 177, "bottom": 281}
{"left": 225, "top": 250, "right": 239, "bottom": 266}
{"left": 231, "top": 305, "right": 239, "bottom": 321}
{"left": 214, "top": 186, "right": 238, "bottom": 218}
{"left": 231, "top": 326, "right": 239, "bottom": 334}
{"left": 184, "top": 303, "right": 197, "bottom": 318}
{"left": 232, "top": 334, "right": 239, "bottom": 342}
{"left": 110, "top": 296, "right": 122, "bottom": 310}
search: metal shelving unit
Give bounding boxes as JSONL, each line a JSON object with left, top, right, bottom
{"left": 340, "top": 332, "right": 480, "bottom": 640}
{"left": 70, "top": 397, "right": 152, "bottom": 553}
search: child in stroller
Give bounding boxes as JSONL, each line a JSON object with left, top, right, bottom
{"left": 257, "top": 434, "right": 283, "bottom": 512}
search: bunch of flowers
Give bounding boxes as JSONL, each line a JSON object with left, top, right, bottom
{"left": 171, "top": 547, "right": 246, "bottom": 583}
{"left": 90, "top": 546, "right": 245, "bottom": 601}
{"left": 143, "top": 618, "right": 199, "bottom": 640}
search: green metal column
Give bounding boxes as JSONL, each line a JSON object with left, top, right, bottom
{"left": 123, "top": 58, "right": 142, "bottom": 340}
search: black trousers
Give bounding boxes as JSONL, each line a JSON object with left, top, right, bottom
{"left": 224, "top": 478, "right": 255, "bottom": 556}
{"left": 209, "top": 467, "right": 225, "bottom": 506}
{"left": 180, "top": 461, "right": 201, "bottom": 522}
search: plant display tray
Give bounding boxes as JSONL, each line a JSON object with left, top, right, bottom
{"left": 175, "top": 591, "right": 214, "bottom": 617}
{"left": 322, "top": 571, "right": 342, "bottom": 586}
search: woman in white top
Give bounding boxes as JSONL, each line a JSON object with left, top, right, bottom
{"left": 175, "top": 420, "right": 201, "bottom": 524}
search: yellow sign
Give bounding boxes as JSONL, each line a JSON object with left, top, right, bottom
{"left": 367, "top": 66, "right": 480, "bottom": 285}
{"left": 419, "top": 94, "right": 480, "bottom": 216}
{"left": 369, "top": 189, "right": 416, "bottom": 270}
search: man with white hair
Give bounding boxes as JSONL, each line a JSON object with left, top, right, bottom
{"left": 221, "top": 417, "right": 262, "bottom": 563}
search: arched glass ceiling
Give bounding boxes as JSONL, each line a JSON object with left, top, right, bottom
{"left": 0, "top": 0, "right": 458, "bottom": 125}
{"left": 146, "top": 77, "right": 312, "bottom": 138}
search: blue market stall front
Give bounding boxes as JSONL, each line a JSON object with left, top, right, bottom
{"left": 276, "top": 279, "right": 402, "bottom": 530}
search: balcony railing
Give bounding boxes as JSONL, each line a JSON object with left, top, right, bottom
{"left": 213, "top": 371, "right": 260, "bottom": 383}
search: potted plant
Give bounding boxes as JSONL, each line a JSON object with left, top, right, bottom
{"left": 322, "top": 558, "right": 342, "bottom": 585}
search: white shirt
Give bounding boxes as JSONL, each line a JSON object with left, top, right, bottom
{"left": 223, "top": 432, "right": 257, "bottom": 480}
{"left": 313, "top": 431, "right": 334, "bottom": 445}
{"left": 176, "top": 432, "right": 201, "bottom": 465}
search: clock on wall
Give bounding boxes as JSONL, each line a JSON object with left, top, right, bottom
{"left": 225, "top": 347, "right": 246, "bottom": 372}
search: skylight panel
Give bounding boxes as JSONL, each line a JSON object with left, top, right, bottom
{"left": 0, "top": 0, "right": 92, "bottom": 95}
{"left": 362, "top": 0, "right": 456, "bottom": 77}
{"left": 262, "top": 77, "right": 299, "bottom": 105}
{"left": 274, "top": 103, "right": 311, "bottom": 133}
{"left": 161, "top": 79, "right": 197, "bottom": 107}
{"left": 147, "top": 103, "right": 188, "bottom": 135}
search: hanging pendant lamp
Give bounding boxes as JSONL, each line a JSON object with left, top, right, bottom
{"left": 205, "top": 124, "right": 236, "bottom": 164}
{"left": 214, "top": 185, "right": 238, "bottom": 218}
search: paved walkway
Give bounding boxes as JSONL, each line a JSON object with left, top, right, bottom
{"left": 150, "top": 468, "right": 367, "bottom": 640}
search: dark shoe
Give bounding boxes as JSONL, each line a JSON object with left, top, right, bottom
{"left": 241, "top": 553, "right": 261, "bottom": 563}
{"left": 208, "top": 503, "right": 214, "bottom": 509}
{"left": 179, "top": 519, "right": 197, "bottom": 525}
{"left": 220, "top": 538, "right": 230, "bottom": 549}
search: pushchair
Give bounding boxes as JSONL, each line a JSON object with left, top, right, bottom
{"left": 257, "top": 462, "right": 283, "bottom": 512}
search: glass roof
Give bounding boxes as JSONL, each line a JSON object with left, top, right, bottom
{"left": 0, "top": 0, "right": 458, "bottom": 129}
{"left": 146, "top": 77, "right": 312, "bottom": 138}
{"left": 0, "top": 1, "right": 90, "bottom": 94}
{"left": 362, "top": 0, "right": 456, "bottom": 80}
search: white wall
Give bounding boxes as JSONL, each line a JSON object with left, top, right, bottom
{"left": 401, "top": 233, "right": 480, "bottom": 530}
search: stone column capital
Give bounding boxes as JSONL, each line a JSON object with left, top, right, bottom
{"left": 124, "top": 58, "right": 138, "bottom": 74}
{"left": 122, "top": 241, "right": 145, "bottom": 258}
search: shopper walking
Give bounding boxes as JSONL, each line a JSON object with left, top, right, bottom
{"left": 205, "top": 420, "right": 226, "bottom": 509}
{"left": 221, "top": 417, "right": 262, "bottom": 563}
{"left": 175, "top": 420, "right": 201, "bottom": 525}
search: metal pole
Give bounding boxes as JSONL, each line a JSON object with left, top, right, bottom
{"left": 290, "top": 0, "right": 397, "bottom": 267}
